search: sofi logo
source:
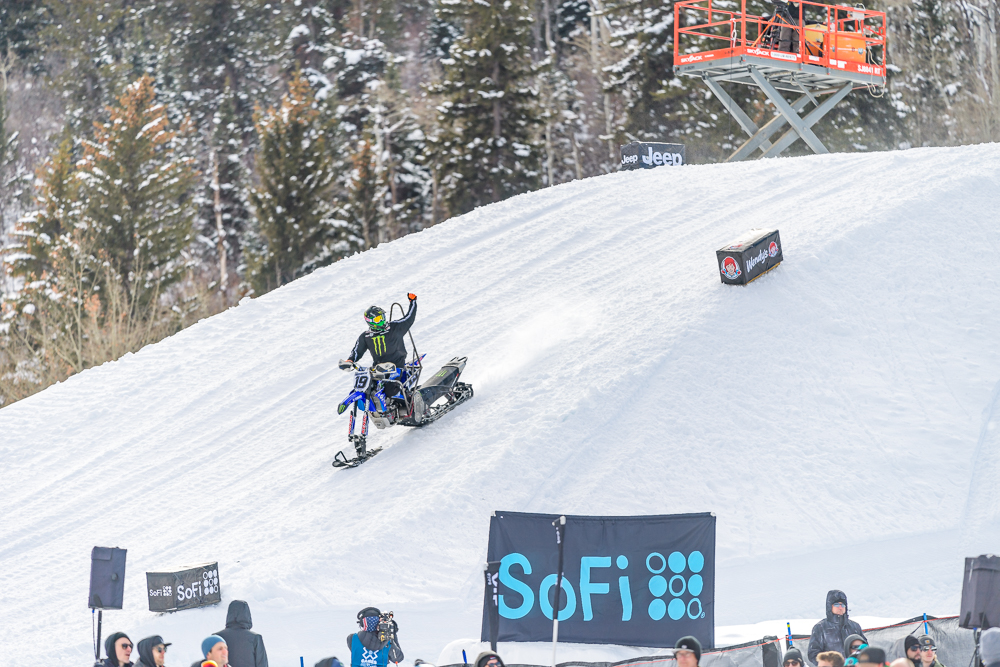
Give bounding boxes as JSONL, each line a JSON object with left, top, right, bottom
{"left": 498, "top": 550, "right": 705, "bottom": 622}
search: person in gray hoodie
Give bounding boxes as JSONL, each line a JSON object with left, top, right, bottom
{"left": 216, "top": 601, "right": 268, "bottom": 667}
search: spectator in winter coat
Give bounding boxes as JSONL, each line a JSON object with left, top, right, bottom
{"left": 845, "top": 635, "right": 867, "bottom": 659}
{"left": 857, "top": 648, "right": 887, "bottom": 667}
{"left": 675, "top": 635, "right": 702, "bottom": 667}
{"left": 474, "top": 652, "right": 505, "bottom": 667}
{"left": 916, "top": 636, "right": 947, "bottom": 667}
{"left": 807, "top": 591, "right": 866, "bottom": 666}
{"left": 202, "top": 636, "right": 230, "bottom": 667}
{"left": 981, "top": 628, "right": 1000, "bottom": 667}
{"left": 103, "top": 632, "right": 134, "bottom": 667}
{"left": 216, "top": 601, "right": 269, "bottom": 667}
{"left": 135, "top": 636, "right": 171, "bottom": 667}
{"left": 784, "top": 648, "right": 807, "bottom": 667}
{"left": 817, "top": 652, "right": 845, "bottom": 667}
{"left": 904, "top": 636, "right": 921, "bottom": 667}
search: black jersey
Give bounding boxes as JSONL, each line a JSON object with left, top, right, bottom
{"left": 348, "top": 300, "right": 417, "bottom": 369}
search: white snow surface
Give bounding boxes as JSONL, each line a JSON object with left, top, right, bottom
{"left": 2, "top": 144, "right": 1000, "bottom": 667}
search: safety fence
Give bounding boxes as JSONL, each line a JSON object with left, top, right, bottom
{"left": 442, "top": 616, "right": 976, "bottom": 667}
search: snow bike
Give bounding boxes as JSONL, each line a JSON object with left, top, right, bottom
{"left": 332, "top": 303, "right": 474, "bottom": 468}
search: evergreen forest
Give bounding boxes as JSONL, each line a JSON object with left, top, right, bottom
{"left": 1, "top": 0, "right": 998, "bottom": 405}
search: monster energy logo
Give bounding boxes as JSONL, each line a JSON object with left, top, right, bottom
{"left": 372, "top": 335, "right": 387, "bottom": 355}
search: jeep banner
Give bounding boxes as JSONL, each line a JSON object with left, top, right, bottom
{"left": 480, "top": 511, "right": 715, "bottom": 649}
{"left": 620, "top": 141, "right": 686, "bottom": 171}
{"left": 146, "top": 562, "right": 221, "bottom": 612}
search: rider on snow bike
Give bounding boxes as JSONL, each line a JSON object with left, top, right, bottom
{"left": 332, "top": 293, "right": 472, "bottom": 468}
{"left": 339, "top": 293, "right": 417, "bottom": 405}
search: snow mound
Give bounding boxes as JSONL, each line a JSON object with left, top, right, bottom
{"left": 3, "top": 144, "right": 1000, "bottom": 667}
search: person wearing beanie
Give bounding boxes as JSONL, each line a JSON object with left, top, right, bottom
{"left": 474, "top": 651, "right": 505, "bottom": 667}
{"left": 809, "top": 591, "right": 866, "bottom": 665}
{"left": 784, "top": 648, "right": 806, "bottom": 667}
{"left": 200, "top": 636, "right": 228, "bottom": 667}
{"left": 675, "top": 635, "right": 702, "bottom": 667}
{"left": 135, "top": 636, "right": 171, "bottom": 667}
{"left": 981, "top": 627, "right": 1000, "bottom": 667}
{"left": 216, "top": 600, "right": 269, "bottom": 667}
{"left": 845, "top": 635, "right": 868, "bottom": 658}
{"left": 916, "top": 635, "right": 947, "bottom": 667}
{"left": 346, "top": 607, "right": 404, "bottom": 667}
{"left": 857, "top": 648, "right": 887, "bottom": 666}
{"left": 903, "top": 636, "right": 921, "bottom": 667}
{"left": 102, "top": 632, "right": 133, "bottom": 667}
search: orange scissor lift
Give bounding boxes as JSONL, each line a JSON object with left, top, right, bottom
{"left": 673, "top": 0, "right": 887, "bottom": 161}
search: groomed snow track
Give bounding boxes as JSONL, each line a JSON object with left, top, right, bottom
{"left": 2, "top": 145, "right": 1000, "bottom": 667}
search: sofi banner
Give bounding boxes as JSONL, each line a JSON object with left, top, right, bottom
{"left": 481, "top": 511, "right": 715, "bottom": 648}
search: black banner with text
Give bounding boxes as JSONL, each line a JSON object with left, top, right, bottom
{"left": 481, "top": 512, "right": 715, "bottom": 649}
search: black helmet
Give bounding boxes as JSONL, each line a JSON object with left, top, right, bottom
{"left": 357, "top": 606, "right": 381, "bottom": 627}
{"left": 365, "top": 306, "right": 387, "bottom": 332}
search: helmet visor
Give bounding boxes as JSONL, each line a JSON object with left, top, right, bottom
{"left": 366, "top": 311, "right": 386, "bottom": 329}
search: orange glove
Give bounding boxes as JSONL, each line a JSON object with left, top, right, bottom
{"left": 408, "top": 293, "right": 417, "bottom": 301}
{"left": 202, "top": 661, "right": 219, "bottom": 667}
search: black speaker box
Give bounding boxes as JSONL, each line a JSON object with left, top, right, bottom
{"left": 89, "top": 546, "right": 127, "bottom": 609}
{"left": 959, "top": 554, "right": 1000, "bottom": 629}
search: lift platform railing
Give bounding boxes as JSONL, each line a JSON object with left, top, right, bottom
{"left": 674, "top": 0, "right": 887, "bottom": 81}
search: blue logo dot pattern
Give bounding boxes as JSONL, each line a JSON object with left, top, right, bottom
{"left": 646, "top": 550, "right": 705, "bottom": 621}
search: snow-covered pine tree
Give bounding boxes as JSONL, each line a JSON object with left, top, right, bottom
{"left": 42, "top": 1, "right": 157, "bottom": 132}
{"left": 3, "top": 139, "right": 79, "bottom": 291}
{"left": 247, "top": 70, "right": 355, "bottom": 294}
{"left": 152, "top": 0, "right": 278, "bottom": 132}
{"left": 883, "top": 0, "right": 965, "bottom": 147}
{"left": 200, "top": 82, "right": 253, "bottom": 295}
{"left": 323, "top": 30, "right": 430, "bottom": 244}
{"left": 75, "top": 75, "right": 197, "bottom": 308}
{"left": 429, "top": 0, "right": 542, "bottom": 214}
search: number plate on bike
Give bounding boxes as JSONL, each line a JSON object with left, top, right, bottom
{"left": 354, "top": 371, "right": 370, "bottom": 391}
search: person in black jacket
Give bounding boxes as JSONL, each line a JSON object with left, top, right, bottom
{"left": 903, "top": 636, "right": 922, "bottom": 667}
{"left": 135, "top": 636, "right": 171, "bottom": 667}
{"left": 102, "top": 632, "right": 133, "bottom": 667}
{"left": 808, "top": 590, "right": 866, "bottom": 665}
{"left": 341, "top": 294, "right": 417, "bottom": 405}
{"left": 216, "top": 600, "right": 268, "bottom": 667}
{"left": 777, "top": 1, "right": 801, "bottom": 53}
{"left": 785, "top": 648, "right": 807, "bottom": 667}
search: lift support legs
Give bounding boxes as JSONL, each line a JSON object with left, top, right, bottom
{"left": 703, "top": 65, "right": 854, "bottom": 162}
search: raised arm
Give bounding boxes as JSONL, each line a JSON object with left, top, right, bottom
{"left": 392, "top": 295, "right": 417, "bottom": 335}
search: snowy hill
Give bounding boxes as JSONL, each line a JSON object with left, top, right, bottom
{"left": 2, "top": 144, "right": 1000, "bottom": 667}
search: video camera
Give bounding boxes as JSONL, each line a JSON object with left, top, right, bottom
{"left": 358, "top": 607, "right": 398, "bottom": 646}
{"left": 377, "top": 611, "right": 398, "bottom": 645}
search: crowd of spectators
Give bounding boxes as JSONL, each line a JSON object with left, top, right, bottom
{"left": 96, "top": 590, "right": 1000, "bottom": 667}
{"left": 98, "top": 600, "right": 268, "bottom": 667}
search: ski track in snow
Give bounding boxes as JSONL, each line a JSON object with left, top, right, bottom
{"left": 1, "top": 145, "right": 1000, "bottom": 666}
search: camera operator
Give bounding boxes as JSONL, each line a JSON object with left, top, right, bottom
{"left": 346, "top": 607, "right": 404, "bottom": 667}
